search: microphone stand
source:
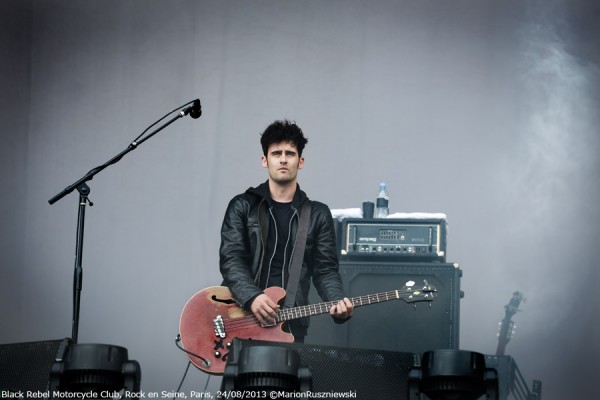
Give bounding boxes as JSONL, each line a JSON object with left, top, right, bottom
{"left": 49, "top": 104, "right": 197, "bottom": 343}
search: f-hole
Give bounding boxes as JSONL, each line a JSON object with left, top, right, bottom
{"left": 212, "top": 295, "right": 236, "bottom": 304}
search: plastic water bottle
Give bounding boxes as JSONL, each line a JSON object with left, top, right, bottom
{"left": 375, "top": 182, "right": 389, "bottom": 218}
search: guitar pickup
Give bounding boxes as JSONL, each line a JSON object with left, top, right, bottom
{"left": 213, "top": 315, "right": 226, "bottom": 338}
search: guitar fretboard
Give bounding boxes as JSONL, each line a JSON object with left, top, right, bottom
{"left": 276, "top": 290, "right": 403, "bottom": 322}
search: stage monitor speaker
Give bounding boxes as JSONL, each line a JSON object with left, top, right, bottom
{"left": 306, "top": 262, "right": 462, "bottom": 353}
{"left": 225, "top": 338, "right": 416, "bottom": 400}
{"left": 0, "top": 338, "right": 68, "bottom": 393}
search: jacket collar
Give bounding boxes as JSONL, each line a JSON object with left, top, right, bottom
{"left": 247, "top": 180, "right": 308, "bottom": 209}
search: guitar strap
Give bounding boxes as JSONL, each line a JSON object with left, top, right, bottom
{"left": 283, "top": 200, "right": 311, "bottom": 308}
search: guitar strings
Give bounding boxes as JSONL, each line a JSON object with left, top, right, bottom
{"left": 222, "top": 299, "right": 348, "bottom": 330}
{"left": 221, "top": 290, "right": 416, "bottom": 330}
{"left": 222, "top": 301, "right": 334, "bottom": 330}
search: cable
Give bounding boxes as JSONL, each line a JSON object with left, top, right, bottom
{"left": 173, "top": 334, "right": 212, "bottom": 394}
{"left": 174, "top": 334, "right": 211, "bottom": 368}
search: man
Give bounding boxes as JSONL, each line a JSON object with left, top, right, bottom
{"left": 219, "top": 119, "right": 353, "bottom": 342}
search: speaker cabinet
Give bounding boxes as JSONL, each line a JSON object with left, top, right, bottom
{"left": 225, "top": 339, "right": 416, "bottom": 400}
{"left": 306, "top": 262, "right": 462, "bottom": 353}
{"left": 0, "top": 339, "right": 68, "bottom": 392}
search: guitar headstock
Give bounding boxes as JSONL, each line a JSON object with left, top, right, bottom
{"left": 505, "top": 291, "right": 525, "bottom": 316}
{"left": 399, "top": 280, "right": 437, "bottom": 304}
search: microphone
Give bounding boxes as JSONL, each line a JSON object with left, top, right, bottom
{"left": 180, "top": 99, "right": 202, "bottom": 119}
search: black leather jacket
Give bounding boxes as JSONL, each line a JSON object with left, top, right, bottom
{"left": 219, "top": 181, "right": 347, "bottom": 337}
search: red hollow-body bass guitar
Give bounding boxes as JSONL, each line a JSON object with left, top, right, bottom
{"left": 179, "top": 281, "right": 437, "bottom": 375}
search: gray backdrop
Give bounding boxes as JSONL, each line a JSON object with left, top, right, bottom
{"left": 1, "top": 1, "right": 599, "bottom": 398}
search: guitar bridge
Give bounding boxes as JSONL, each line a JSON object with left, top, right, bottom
{"left": 261, "top": 320, "right": 277, "bottom": 328}
{"left": 213, "top": 315, "right": 226, "bottom": 338}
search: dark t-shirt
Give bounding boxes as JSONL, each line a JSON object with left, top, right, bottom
{"left": 259, "top": 200, "right": 293, "bottom": 289}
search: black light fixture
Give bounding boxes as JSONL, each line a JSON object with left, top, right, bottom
{"left": 221, "top": 344, "right": 312, "bottom": 395}
{"left": 49, "top": 341, "right": 141, "bottom": 398}
{"left": 409, "top": 350, "right": 498, "bottom": 400}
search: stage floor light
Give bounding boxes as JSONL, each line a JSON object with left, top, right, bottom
{"left": 220, "top": 344, "right": 312, "bottom": 395}
{"left": 409, "top": 349, "right": 498, "bottom": 400}
{"left": 49, "top": 341, "right": 141, "bottom": 399}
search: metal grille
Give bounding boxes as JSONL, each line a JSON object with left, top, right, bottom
{"left": 0, "top": 339, "right": 66, "bottom": 392}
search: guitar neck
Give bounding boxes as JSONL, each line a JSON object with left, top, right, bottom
{"left": 276, "top": 290, "right": 402, "bottom": 322}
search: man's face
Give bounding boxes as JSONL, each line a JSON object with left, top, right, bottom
{"left": 262, "top": 141, "right": 304, "bottom": 185}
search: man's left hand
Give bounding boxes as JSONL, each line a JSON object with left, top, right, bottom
{"left": 329, "top": 298, "right": 354, "bottom": 319}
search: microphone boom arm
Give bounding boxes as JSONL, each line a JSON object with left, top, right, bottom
{"left": 49, "top": 110, "right": 188, "bottom": 205}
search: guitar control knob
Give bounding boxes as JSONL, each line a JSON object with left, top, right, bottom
{"left": 226, "top": 342, "right": 231, "bottom": 348}
{"left": 214, "top": 351, "right": 221, "bottom": 357}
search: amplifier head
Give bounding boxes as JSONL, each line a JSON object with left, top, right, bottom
{"left": 340, "top": 218, "right": 447, "bottom": 262}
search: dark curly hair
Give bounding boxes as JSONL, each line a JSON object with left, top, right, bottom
{"left": 260, "top": 120, "right": 309, "bottom": 157}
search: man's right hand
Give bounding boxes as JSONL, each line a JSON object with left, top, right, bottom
{"left": 250, "top": 293, "right": 280, "bottom": 327}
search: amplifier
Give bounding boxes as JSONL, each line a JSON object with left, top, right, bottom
{"left": 340, "top": 218, "right": 447, "bottom": 261}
